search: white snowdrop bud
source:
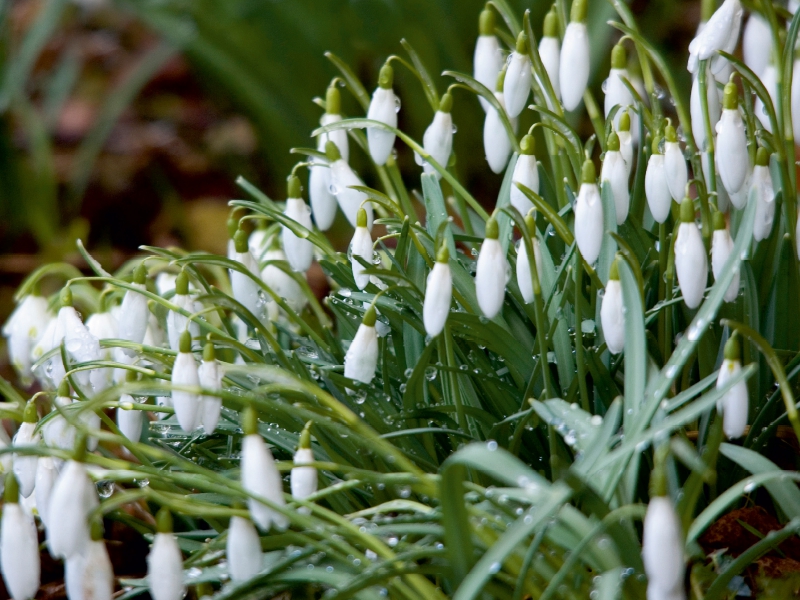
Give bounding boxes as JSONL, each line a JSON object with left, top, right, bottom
{"left": 474, "top": 7, "right": 504, "bottom": 112}
{"left": 538, "top": 7, "right": 561, "bottom": 100}
{"left": 601, "top": 132, "right": 630, "bottom": 225}
{"left": 144, "top": 306, "right": 166, "bottom": 349}
{"left": 291, "top": 426, "right": 318, "bottom": 502}
{"left": 755, "top": 63, "right": 777, "bottom": 131}
{"left": 743, "top": 14, "right": 770, "bottom": 77}
{"left": 604, "top": 44, "right": 635, "bottom": 129}
{"left": 248, "top": 224, "right": 270, "bottom": 263}
{"left": 344, "top": 308, "right": 379, "bottom": 385}
{"left": 117, "top": 390, "right": 144, "bottom": 442}
{"left": 419, "top": 93, "right": 454, "bottom": 178}
{"left": 616, "top": 110, "right": 635, "bottom": 172}
{"left": 261, "top": 247, "right": 308, "bottom": 315}
{"left": 65, "top": 520, "right": 114, "bottom": 600}
{"left": 366, "top": 64, "right": 398, "bottom": 166}
{"left": 55, "top": 288, "right": 103, "bottom": 392}
{"left": 12, "top": 401, "right": 40, "bottom": 498}
{"left": 752, "top": 149, "right": 776, "bottom": 242}
{"left": 282, "top": 175, "right": 314, "bottom": 272}
{"left": 664, "top": 125, "right": 688, "bottom": 202}
{"left": 675, "top": 198, "right": 708, "bottom": 309}
{"left": 687, "top": 0, "right": 743, "bottom": 74}
{"left": 601, "top": 260, "right": 625, "bottom": 354}
{"left": 118, "top": 264, "right": 150, "bottom": 354}
{"left": 2, "top": 293, "right": 50, "bottom": 383}
{"left": 646, "top": 137, "right": 672, "bottom": 224}
{"left": 716, "top": 336, "right": 749, "bottom": 439}
{"left": 423, "top": 245, "right": 453, "bottom": 337}
{"left": 504, "top": 32, "right": 532, "bottom": 119}
{"left": 309, "top": 160, "right": 336, "bottom": 232}
{"left": 510, "top": 134, "right": 539, "bottom": 215}
{"left": 166, "top": 271, "right": 200, "bottom": 352}
{"left": 240, "top": 407, "right": 288, "bottom": 531}
{"left": 690, "top": 68, "right": 721, "bottom": 151}
{"left": 319, "top": 85, "right": 349, "bottom": 163}
{"left": 86, "top": 306, "right": 118, "bottom": 391}
{"left": 484, "top": 68, "right": 517, "bottom": 174}
{"left": 643, "top": 491, "right": 686, "bottom": 600}
{"left": 198, "top": 342, "right": 222, "bottom": 434}
{"left": 516, "top": 212, "right": 543, "bottom": 305}
{"left": 172, "top": 331, "right": 200, "bottom": 433}
{"left": 34, "top": 458, "right": 57, "bottom": 528}
{"left": 148, "top": 509, "right": 186, "bottom": 600}
{"left": 560, "top": 0, "right": 589, "bottom": 111}
{"left": 710, "top": 212, "right": 739, "bottom": 303}
{"left": 716, "top": 83, "right": 749, "bottom": 196}
{"left": 0, "top": 474, "right": 40, "bottom": 600}
{"left": 791, "top": 59, "right": 800, "bottom": 141}
{"left": 231, "top": 230, "right": 269, "bottom": 324}
{"left": 227, "top": 513, "right": 262, "bottom": 581}
{"left": 326, "top": 141, "right": 374, "bottom": 230}
{"left": 575, "top": 160, "right": 604, "bottom": 264}
{"left": 350, "top": 209, "right": 373, "bottom": 291}
{"left": 475, "top": 217, "right": 509, "bottom": 319}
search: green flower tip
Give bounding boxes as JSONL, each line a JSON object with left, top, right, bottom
{"left": 73, "top": 433, "right": 88, "bottom": 462}
{"left": 651, "top": 135, "right": 662, "bottom": 155}
{"left": 227, "top": 214, "right": 239, "bottom": 239}
{"left": 496, "top": 66, "right": 507, "bottom": 93}
{"left": 90, "top": 518, "right": 104, "bottom": 542}
{"left": 175, "top": 270, "right": 189, "bottom": 296}
{"left": 608, "top": 258, "right": 620, "bottom": 281}
{"left": 581, "top": 159, "right": 596, "bottom": 184}
{"left": 439, "top": 92, "right": 453, "bottom": 114}
{"left": 288, "top": 175, "right": 302, "bottom": 199}
{"left": 722, "top": 82, "right": 738, "bottom": 110}
{"left": 436, "top": 244, "right": 450, "bottom": 263}
{"left": 325, "top": 85, "right": 341, "bottom": 115}
{"left": 485, "top": 217, "right": 499, "bottom": 240}
{"left": 133, "top": 263, "right": 147, "bottom": 285}
{"left": 233, "top": 228, "right": 249, "bottom": 253}
{"left": 241, "top": 405, "right": 258, "bottom": 436}
{"left": 299, "top": 423, "right": 313, "bottom": 449}
{"left": 520, "top": 134, "right": 535, "bottom": 155}
{"left": 606, "top": 131, "right": 620, "bottom": 152}
{"left": 524, "top": 210, "right": 537, "bottom": 236}
{"left": 755, "top": 147, "right": 770, "bottom": 167}
{"left": 665, "top": 124, "right": 678, "bottom": 143}
{"left": 378, "top": 64, "right": 394, "bottom": 89}
{"left": 179, "top": 330, "right": 192, "bottom": 354}
{"left": 356, "top": 207, "right": 368, "bottom": 228}
{"left": 4, "top": 473, "right": 18, "bottom": 504}
{"left": 325, "top": 140, "right": 342, "bottom": 162}
{"left": 60, "top": 286, "right": 73, "bottom": 308}
{"left": 680, "top": 197, "right": 695, "bottom": 223}
{"left": 543, "top": 6, "right": 558, "bottom": 38}
{"left": 156, "top": 507, "right": 173, "bottom": 534}
{"left": 479, "top": 7, "right": 495, "bottom": 35}
{"left": 649, "top": 451, "right": 669, "bottom": 498}
{"left": 570, "top": 0, "right": 587, "bottom": 23}
{"left": 724, "top": 334, "right": 740, "bottom": 361}
{"left": 203, "top": 341, "right": 215, "bottom": 362}
{"left": 515, "top": 31, "right": 529, "bottom": 55}
{"left": 712, "top": 210, "right": 726, "bottom": 231}
{"left": 611, "top": 43, "right": 626, "bottom": 70}
{"left": 22, "top": 400, "right": 37, "bottom": 424}
{"left": 362, "top": 305, "right": 377, "bottom": 327}
{"left": 125, "top": 368, "right": 137, "bottom": 383}
{"left": 618, "top": 110, "right": 631, "bottom": 133}
{"left": 57, "top": 379, "right": 70, "bottom": 399}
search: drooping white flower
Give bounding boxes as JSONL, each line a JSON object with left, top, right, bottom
{"left": 231, "top": 229, "right": 269, "bottom": 324}
{"left": 674, "top": 198, "right": 708, "bottom": 309}
{"left": 41, "top": 382, "right": 78, "bottom": 466}
{"left": 755, "top": 63, "right": 777, "bottom": 132}
{"left": 690, "top": 68, "right": 721, "bottom": 151}
{"left": 30, "top": 316, "right": 57, "bottom": 388}
{"left": 716, "top": 336, "right": 748, "bottom": 439}
{"left": 604, "top": 44, "right": 635, "bottom": 132}
{"left": 617, "top": 110, "right": 635, "bottom": 172}
{"left": 172, "top": 331, "right": 200, "bottom": 433}
{"left": 418, "top": 93, "right": 454, "bottom": 178}
{"left": 166, "top": 271, "right": 200, "bottom": 352}
{"left": 147, "top": 509, "right": 186, "bottom": 600}
{"left": 34, "top": 457, "right": 57, "bottom": 528}
{"left": 601, "top": 132, "right": 630, "bottom": 225}
{"left": 710, "top": 212, "right": 740, "bottom": 303}
{"left": 516, "top": 212, "right": 544, "bottom": 305}
{"left": 687, "top": 0, "right": 743, "bottom": 74}
{"left": 600, "top": 260, "right": 625, "bottom": 354}
{"left": 12, "top": 401, "right": 40, "bottom": 498}
{"left": 645, "top": 137, "right": 672, "bottom": 224}
{"left": 510, "top": 134, "right": 539, "bottom": 215}
{"left": 261, "top": 247, "right": 308, "bottom": 316}
{"left": 642, "top": 495, "right": 686, "bottom": 600}
{"left": 484, "top": 69, "right": 517, "bottom": 174}
{"left": 560, "top": 0, "right": 589, "bottom": 111}
{"left": 752, "top": 148, "right": 776, "bottom": 242}
{"left": 117, "top": 393, "right": 144, "bottom": 442}
{"left": 504, "top": 32, "right": 532, "bottom": 119}
{"left": 309, "top": 160, "right": 336, "bottom": 232}
{"left": 344, "top": 308, "right": 379, "bottom": 384}
{"left": 227, "top": 514, "right": 262, "bottom": 581}
{"left": 240, "top": 407, "right": 288, "bottom": 531}
{"left": 473, "top": 7, "right": 504, "bottom": 113}
{"left": 118, "top": 264, "right": 150, "bottom": 355}
{"left": 664, "top": 125, "right": 688, "bottom": 202}
{"left": 47, "top": 452, "right": 98, "bottom": 559}
{"left": 319, "top": 84, "right": 349, "bottom": 163}
{"left": 2, "top": 293, "right": 50, "bottom": 383}
{"left": 350, "top": 209, "right": 373, "bottom": 291}
{"left": 475, "top": 217, "right": 509, "bottom": 319}
{"left": 743, "top": 14, "right": 771, "bottom": 77}
{"left": 538, "top": 6, "right": 560, "bottom": 100}
{"left": 366, "top": 64, "right": 398, "bottom": 166}
{"left": 326, "top": 141, "right": 374, "bottom": 230}
{"left": 54, "top": 288, "right": 104, "bottom": 393}
{"left": 0, "top": 474, "right": 40, "bottom": 600}
{"left": 291, "top": 427, "right": 318, "bottom": 502}
{"left": 248, "top": 225, "right": 270, "bottom": 262}
{"left": 198, "top": 342, "right": 222, "bottom": 434}
{"left": 65, "top": 520, "right": 114, "bottom": 600}
{"left": 143, "top": 306, "right": 166, "bottom": 348}
{"left": 716, "top": 82, "right": 749, "bottom": 196}
{"left": 423, "top": 245, "right": 453, "bottom": 337}
{"left": 282, "top": 175, "right": 314, "bottom": 272}
{"left": 85, "top": 307, "right": 118, "bottom": 391}
{"left": 575, "top": 160, "right": 604, "bottom": 264}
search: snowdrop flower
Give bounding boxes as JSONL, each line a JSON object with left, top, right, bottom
{"left": 418, "top": 93, "right": 454, "bottom": 178}
{"left": 41, "top": 381, "right": 77, "bottom": 465}
{"left": 716, "top": 335, "right": 748, "bottom": 439}
{"left": 601, "top": 132, "right": 630, "bottom": 225}
{"left": 1, "top": 474, "right": 40, "bottom": 600}
{"left": 687, "top": 0, "right": 743, "bottom": 75}
{"left": 117, "top": 390, "right": 144, "bottom": 442}
{"left": 147, "top": 509, "right": 186, "bottom": 600}
{"left": 675, "top": 198, "right": 708, "bottom": 309}
{"left": 344, "top": 307, "right": 379, "bottom": 385}
{"left": 710, "top": 211, "right": 739, "bottom": 303}
{"left": 198, "top": 341, "right": 222, "bottom": 434}
{"left": 423, "top": 244, "right": 453, "bottom": 337}
{"left": 318, "top": 84, "right": 349, "bottom": 163}
{"left": 231, "top": 229, "right": 268, "bottom": 324}
{"left": 538, "top": 6, "right": 560, "bottom": 100}
{"left": 166, "top": 270, "right": 199, "bottom": 352}
{"left": 240, "top": 407, "right": 288, "bottom": 531}
{"left": 716, "top": 82, "right": 749, "bottom": 196}
{"left": 504, "top": 31, "right": 532, "bottom": 119}
{"left": 350, "top": 208, "right": 373, "bottom": 291}
{"left": 366, "top": 64, "right": 398, "bottom": 166}
{"left": 144, "top": 305, "right": 166, "bottom": 348}
{"left": 227, "top": 511, "right": 262, "bottom": 581}
{"left": 646, "top": 136, "right": 672, "bottom": 223}
{"left": 291, "top": 426, "right": 318, "bottom": 502}
{"left": 690, "top": 68, "right": 721, "bottom": 151}
{"left": 248, "top": 223, "right": 270, "bottom": 262}
{"left": 664, "top": 125, "right": 688, "bottom": 202}
{"left": 118, "top": 264, "right": 150, "bottom": 355}
{"left": 643, "top": 476, "right": 685, "bottom": 600}
{"left": 516, "top": 211, "right": 543, "bottom": 305}
{"left": 743, "top": 14, "right": 770, "bottom": 77}
{"left": 85, "top": 304, "right": 118, "bottom": 391}
{"left": 510, "top": 134, "right": 539, "bottom": 215}
{"left": 12, "top": 401, "right": 40, "bottom": 498}
{"left": 35, "top": 458, "right": 57, "bottom": 528}
{"left": 475, "top": 217, "right": 509, "bottom": 319}
{"left": 172, "top": 331, "right": 200, "bottom": 433}
{"left": 754, "top": 62, "right": 777, "bottom": 131}
{"left": 55, "top": 288, "right": 103, "bottom": 392}
{"left": 282, "top": 175, "right": 314, "bottom": 272}
{"left": 309, "top": 159, "right": 337, "bottom": 232}
{"left": 3, "top": 292, "right": 50, "bottom": 383}
{"left": 484, "top": 68, "right": 517, "bottom": 174}
{"left": 326, "top": 141, "right": 374, "bottom": 230}
{"left": 560, "top": 0, "right": 589, "bottom": 111}
{"left": 616, "top": 110, "right": 634, "bottom": 172}
{"left": 261, "top": 246, "right": 307, "bottom": 315}
{"left": 473, "top": 7, "right": 503, "bottom": 112}
{"left": 65, "top": 519, "right": 114, "bottom": 600}
{"left": 574, "top": 160, "right": 604, "bottom": 264}
{"left": 604, "top": 44, "right": 635, "bottom": 131}
{"left": 752, "top": 148, "right": 776, "bottom": 241}
{"left": 600, "top": 259, "right": 625, "bottom": 354}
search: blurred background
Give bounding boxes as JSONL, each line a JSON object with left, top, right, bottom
{"left": 0, "top": 0, "right": 699, "bottom": 369}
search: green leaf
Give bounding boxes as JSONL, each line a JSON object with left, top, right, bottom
{"left": 597, "top": 182, "right": 618, "bottom": 284}
{"left": 617, "top": 257, "right": 646, "bottom": 427}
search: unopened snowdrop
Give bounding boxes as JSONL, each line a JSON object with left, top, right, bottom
{"left": 423, "top": 244, "right": 453, "bottom": 337}
{"left": 0, "top": 474, "right": 40, "bottom": 600}
{"left": 326, "top": 141, "right": 374, "bottom": 229}
{"left": 198, "top": 341, "right": 222, "bottom": 434}
{"left": 12, "top": 400, "right": 40, "bottom": 498}
{"left": 717, "top": 335, "right": 748, "bottom": 439}
{"left": 117, "top": 385, "right": 144, "bottom": 443}
{"left": 516, "top": 211, "right": 543, "bottom": 305}
{"left": 366, "top": 64, "right": 398, "bottom": 166}
{"left": 147, "top": 509, "right": 186, "bottom": 600}
{"left": 538, "top": 6, "right": 560, "bottom": 100}
{"left": 604, "top": 44, "right": 635, "bottom": 131}
{"left": 600, "top": 259, "right": 625, "bottom": 354}
{"left": 617, "top": 111, "right": 634, "bottom": 172}
{"left": 674, "top": 198, "right": 708, "bottom": 309}
{"left": 664, "top": 125, "right": 688, "bottom": 203}
{"left": 261, "top": 246, "right": 307, "bottom": 315}
{"left": 484, "top": 68, "right": 516, "bottom": 174}
{"left": 473, "top": 6, "right": 503, "bottom": 113}
{"left": 282, "top": 175, "right": 314, "bottom": 272}
{"left": 55, "top": 287, "right": 103, "bottom": 392}
{"left": 743, "top": 14, "right": 770, "bottom": 77}
{"left": 687, "top": 0, "right": 743, "bottom": 76}
{"left": 231, "top": 229, "right": 268, "bottom": 324}
{"left": 318, "top": 83, "right": 349, "bottom": 163}
{"left": 291, "top": 426, "right": 318, "bottom": 502}
{"left": 510, "top": 134, "right": 539, "bottom": 215}
{"left": 475, "top": 217, "right": 508, "bottom": 319}
{"left": 716, "top": 82, "right": 749, "bottom": 196}
{"left": 645, "top": 136, "right": 672, "bottom": 224}
{"left": 574, "top": 159, "right": 604, "bottom": 264}
{"left": 601, "top": 132, "right": 630, "bottom": 225}
{"left": 504, "top": 31, "right": 532, "bottom": 119}
{"left": 643, "top": 464, "right": 686, "bottom": 600}
{"left": 350, "top": 208, "right": 373, "bottom": 291}
{"left": 344, "top": 307, "right": 379, "bottom": 384}
{"left": 227, "top": 510, "right": 262, "bottom": 582}
{"left": 85, "top": 302, "right": 118, "bottom": 390}
{"left": 240, "top": 407, "right": 288, "bottom": 531}
{"left": 710, "top": 211, "right": 739, "bottom": 303}
{"left": 690, "top": 67, "right": 721, "bottom": 151}
{"left": 65, "top": 519, "right": 114, "bottom": 600}
{"left": 35, "top": 457, "right": 57, "bottom": 528}
{"left": 752, "top": 148, "right": 776, "bottom": 242}
{"left": 560, "top": 0, "right": 589, "bottom": 111}
{"left": 418, "top": 92, "right": 454, "bottom": 178}
{"left": 118, "top": 263, "right": 150, "bottom": 355}
{"left": 172, "top": 331, "right": 200, "bottom": 432}
{"left": 166, "top": 270, "right": 199, "bottom": 352}
{"left": 754, "top": 62, "right": 777, "bottom": 132}
{"left": 3, "top": 291, "right": 50, "bottom": 383}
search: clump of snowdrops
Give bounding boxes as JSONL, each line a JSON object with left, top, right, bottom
{"left": 2, "top": 0, "right": 800, "bottom": 598}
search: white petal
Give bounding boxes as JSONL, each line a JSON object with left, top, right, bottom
{"left": 319, "top": 113, "right": 349, "bottom": 163}
{"left": 601, "top": 151, "right": 630, "bottom": 225}
{"left": 330, "top": 160, "right": 374, "bottom": 230}
{"left": 675, "top": 222, "right": 708, "bottom": 309}
{"left": 688, "top": 0, "right": 743, "bottom": 68}
{"left": 538, "top": 36, "right": 560, "bottom": 99}
{"left": 198, "top": 360, "right": 222, "bottom": 434}
{"left": 475, "top": 238, "right": 508, "bottom": 319}
{"left": 117, "top": 395, "right": 144, "bottom": 441}
{"left": 690, "top": 71, "right": 721, "bottom": 150}
{"left": 282, "top": 198, "right": 314, "bottom": 272}
{"left": 66, "top": 540, "right": 114, "bottom": 600}
{"left": 118, "top": 283, "right": 149, "bottom": 352}
{"left": 664, "top": 142, "right": 688, "bottom": 202}
{"left": 645, "top": 155, "right": 672, "bottom": 224}
{"left": 148, "top": 533, "right": 186, "bottom": 600}
{"left": 1, "top": 504, "right": 40, "bottom": 600}
{"left": 604, "top": 68, "right": 634, "bottom": 118}
{"left": 227, "top": 516, "right": 262, "bottom": 581}
{"left": 291, "top": 447, "right": 318, "bottom": 501}
{"left": 484, "top": 93, "right": 515, "bottom": 173}
{"left": 350, "top": 226, "right": 373, "bottom": 291}
{"left": 474, "top": 35, "right": 503, "bottom": 112}
{"left": 510, "top": 154, "right": 538, "bottom": 215}
{"left": 172, "top": 351, "right": 200, "bottom": 432}
{"left": 166, "top": 294, "right": 199, "bottom": 352}
{"left": 743, "top": 14, "right": 770, "bottom": 77}
{"left": 600, "top": 280, "right": 625, "bottom": 354}
{"left": 35, "top": 458, "right": 57, "bottom": 528}
{"left": 423, "top": 262, "right": 453, "bottom": 337}
{"left": 366, "top": 87, "right": 398, "bottom": 165}
{"left": 344, "top": 324, "right": 379, "bottom": 384}
{"left": 232, "top": 251, "right": 267, "bottom": 323}
{"left": 642, "top": 497, "right": 685, "bottom": 596}
{"left": 504, "top": 52, "right": 532, "bottom": 118}
{"left": 574, "top": 183, "right": 604, "bottom": 264}
{"left": 309, "top": 162, "right": 337, "bottom": 231}
{"left": 716, "top": 109, "right": 749, "bottom": 194}
{"left": 560, "top": 22, "right": 590, "bottom": 111}
{"left": 516, "top": 238, "right": 542, "bottom": 304}
{"left": 752, "top": 165, "right": 776, "bottom": 241}
{"left": 422, "top": 111, "right": 454, "bottom": 178}
{"left": 261, "top": 249, "right": 308, "bottom": 314}
{"left": 241, "top": 434, "right": 287, "bottom": 531}
{"left": 47, "top": 460, "right": 97, "bottom": 559}
{"left": 711, "top": 229, "right": 739, "bottom": 302}
{"left": 12, "top": 423, "right": 39, "bottom": 498}
{"left": 716, "top": 359, "right": 748, "bottom": 438}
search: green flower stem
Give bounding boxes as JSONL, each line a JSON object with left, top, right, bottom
{"left": 441, "top": 327, "right": 468, "bottom": 433}
{"left": 697, "top": 62, "right": 717, "bottom": 199}
{"left": 573, "top": 255, "right": 590, "bottom": 412}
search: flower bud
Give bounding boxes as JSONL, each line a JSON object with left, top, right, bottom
{"left": 675, "top": 198, "right": 708, "bottom": 309}
{"left": 423, "top": 244, "right": 453, "bottom": 337}
{"left": 147, "top": 509, "right": 186, "bottom": 600}
{"left": 475, "top": 217, "right": 509, "bottom": 318}
{"left": 65, "top": 522, "right": 114, "bottom": 600}
{"left": 2, "top": 293, "right": 50, "bottom": 383}
{"left": 716, "top": 335, "right": 748, "bottom": 439}
{"left": 320, "top": 84, "right": 349, "bottom": 162}
{"left": 645, "top": 137, "right": 672, "bottom": 224}
{"left": 687, "top": 0, "right": 743, "bottom": 74}
{"left": 616, "top": 110, "right": 634, "bottom": 172}
{"left": 350, "top": 209, "right": 374, "bottom": 291}
{"left": 419, "top": 97, "right": 454, "bottom": 178}
{"left": 172, "top": 331, "right": 200, "bottom": 432}
{"left": 118, "top": 264, "right": 150, "bottom": 355}
{"left": 47, "top": 453, "right": 99, "bottom": 559}
{"left": 282, "top": 175, "right": 314, "bottom": 272}
{"left": 516, "top": 212, "right": 543, "bottom": 304}
{"left": 743, "top": 14, "right": 770, "bottom": 77}
{"left": 198, "top": 341, "right": 222, "bottom": 434}
{"left": 327, "top": 141, "right": 374, "bottom": 230}
{"left": 366, "top": 64, "right": 398, "bottom": 166}
{"left": 261, "top": 247, "right": 307, "bottom": 316}
{"left": 474, "top": 7, "right": 504, "bottom": 113}
{"left": 604, "top": 44, "right": 635, "bottom": 129}
{"left": 34, "top": 457, "right": 57, "bottom": 528}
{"left": 575, "top": 160, "right": 604, "bottom": 264}
{"left": 538, "top": 6, "right": 561, "bottom": 100}
{"left": 710, "top": 212, "right": 739, "bottom": 303}
{"left": 600, "top": 260, "right": 625, "bottom": 354}
{"left": 291, "top": 426, "right": 318, "bottom": 502}
{"left": 483, "top": 70, "right": 517, "bottom": 174}
{"left": 227, "top": 513, "right": 262, "bottom": 581}
{"left": 601, "top": 132, "right": 630, "bottom": 225}
{"left": 503, "top": 32, "right": 532, "bottom": 118}
{"left": 12, "top": 401, "right": 40, "bottom": 498}
{"left": 231, "top": 229, "right": 269, "bottom": 324}
{"left": 344, "top": 308, "right": 379, "bottom": 384}
{"left": 309, "top": 160, "right": 337, "bottom": 232}
{"left": 560, "top": 0, "right": 589, "bottom": 111}
{"left": 1, "top": 474, "right": 40, "bottom": 600}
{"left": 642, "top": 495, "right": 685, "bottom": 600}
{"left": 241, "top": 407, "right": 288, "bottom": 531}
{"left": 752, "top": 148, "right": 775, "bottom": 242}
{"left": 117, "top": 392, "right": 144, "bottom": 442}
{"left": 510, "top": 135, "right": 539, "bottom": 215}
{"left": 166, "top": 270, "right": 200, "bottom": 352}
{"left": 664, "top": 125, "right": 688, "bottom": 202}
{"left": 715, "top": 83, "right": 749, "bottom": 195}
